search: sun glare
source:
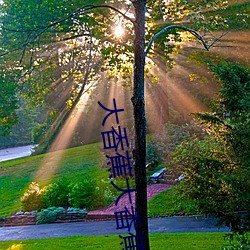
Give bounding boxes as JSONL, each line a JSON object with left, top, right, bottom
{"left": 114, "top": 24, "right": 125, "bottom": 38}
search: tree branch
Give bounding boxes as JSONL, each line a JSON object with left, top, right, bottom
{"left": 82, "top": 5, "right": 134, "bottom": 23}
{"left": 1, "top": 4, "right": 134, "bottom": 34}
{"left": 145, "top": 25, "right": 211, "bottom": 56}
{"left": 36, "top": 4, "right": 134, "bottom": 31}
{"left": 205, "top": 30, "right": 230, "bottom": 49}
{"left": 0, "top": 4, "right": 134, "bottom": 57}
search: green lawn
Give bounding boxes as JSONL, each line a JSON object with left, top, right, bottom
{"left": 148, "top": 186, "right": 199, "bottom": 217}
{"left": 0, "top": 143, "right": 105, "bottom": 217}
{"left": 0, "top": 233, "right": 231, "bottom": 250}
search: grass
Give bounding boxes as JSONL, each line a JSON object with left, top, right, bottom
{"left": 148, "top": 186, "right": 199, "bottom": 217}
{"left": 0, "top": 233, "right": 231, "bottom": 250}
{"left": 0, "top": 143, "right": 105, "bottom": 217}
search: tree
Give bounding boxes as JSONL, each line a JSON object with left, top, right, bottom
{"left": 168, "top": 61, "right": 250, "bottom": 234}
{"left": 1, "top": 1, "right": 245, "bottom": 248}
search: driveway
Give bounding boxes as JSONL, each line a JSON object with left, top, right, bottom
{"left": 0, "top": 145, "right": 37, "bottom": 162}
{"left": 0, "top": 216, "right": 230, "bottom": 241}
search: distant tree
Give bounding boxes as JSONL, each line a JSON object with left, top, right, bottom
{"left": 0, "top": 74, "right": 18, "bottom": 136}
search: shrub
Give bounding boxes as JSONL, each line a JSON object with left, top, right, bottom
{"left": 93, "top": 179, "right": 116, "bottom": 208}
{"left": 67, "top": 207, "right": 86, "bottom": 213}
{"left": 36, "top": 206, "right": 64, "bottom": 224}
{"left": 21, "top": 182, "right": 45, "bottom": 211}
{"left": 223, "top": 233, "right": 250, "bottom": 250}
{"left": 43, "top": 177, "right": 71, "bottom": 208}
{"left": 68, "top": 180, "right": 94, "bottom": 209}
{"left": 22, "top": 178, "right": 100, "bottom": 211}
{"left": 92, "top": 177, "right": 135, "bottom": 209}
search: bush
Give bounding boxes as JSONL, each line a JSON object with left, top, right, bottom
{"left": 223, "top": 233, "right": 250, "bottom": 250}
{"left": 93, "top": 179, "right": 116, "bottom": 208}
{"left": 68, "top": 180, "right": 94, "bottom": 209}
{"left": 36, "top": 206, "right": 64, "bottom": 224}
{"left": 92, "top": 177, "right": 135, "bottom": 209}
{"left": 22, "top": 178, "right": 99, "bottom": 211}
{"left": 21, "top": 182, "right": 45, "bottom": 211}
{"left": 43, "top": 177, "right": 71, "bottom": 208}
{"left": 67, "top": 207, "right": 86, "bottom": 213}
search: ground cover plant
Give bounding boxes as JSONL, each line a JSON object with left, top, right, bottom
{"left": 0, "top": 233, "right": 232, "bottom": 250}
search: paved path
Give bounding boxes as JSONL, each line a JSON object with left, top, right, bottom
{"left": 0, "top": 145, "right": 37, "bottom": 162}
{"left": 0, "top": 216, "right": 230, "bottom": 241}
{"left": 88, "top": 184, "right": 172, "bottom": 218}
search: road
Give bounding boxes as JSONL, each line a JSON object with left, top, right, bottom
{"left": 0, "top": 216, "right": 230, "bottom": 241}
{"left": 0, "top": 145, "right": 37, "bottom": 162}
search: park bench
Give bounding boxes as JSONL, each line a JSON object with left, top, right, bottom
{"left": 175, "top": 174, "right": 185, "bottom": 182}
{"left": 150, "top": 168, "right": 165, "bottom": 184}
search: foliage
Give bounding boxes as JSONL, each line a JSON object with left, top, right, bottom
{"left": 167, "top": 61, "right": 250, "bottom": 233}
{"left": 92, "top": 178, "right": 116, "bottom": 208}
{"left": 43, "top": 178, "right": 71, "bottom": 208}
{"left": 0, "top": 75, "right": 18, "bottom": 136}
{"left": 23, "top": 176, "right": 108, "bottom": 211}
{"left": 67, "top": 207, "right": 86, "bottom": 213}
{"left": 0, "top": 0, "right": 243, "bottom": 134}
{"left": 23, "top": 178, "right": 94, "bottom": 211}
{"left": 68, "top": 179, "right": 94, "bottom": 209}
{"left": 93, "top": 176, "right": 135, "bottom": 209}
{"left": 168, "top": 135, "right": 240, "bottom": 212}
{"left": 36, "top": 206, "right": 64, "bottom": 224}
{"left": 32, "top": 123, "right": 48, "bottom": 144}
{"left": 208, "top": 2, "right": 250, "bottom": 30}
{"left": 223, "top": 232, "right": 250, "bottom": 250}
{"left": 20, "top": 182, "right": 45, "bottom": 212}
{"left": 0, "top": 104, "right": 45, "bottom": 149}
{"left": 146, "top": 122, "right": 206, "bottom": 170}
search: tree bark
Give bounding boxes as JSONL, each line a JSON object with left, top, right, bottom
{"left": 131, "top": 0, "right": 150, "bottom": 249}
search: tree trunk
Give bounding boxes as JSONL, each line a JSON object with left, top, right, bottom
{"left": 132, "top": 0, "right": 150, "bottom": 249}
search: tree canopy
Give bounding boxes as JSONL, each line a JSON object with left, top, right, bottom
{"left": 0, "top": 0, "right": 247, "bottom": 133}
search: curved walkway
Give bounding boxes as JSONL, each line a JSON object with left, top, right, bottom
{"left": 88, "top": 184, "right": 171, "bottom": 218}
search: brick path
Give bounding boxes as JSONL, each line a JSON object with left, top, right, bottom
{"left": 88, "top": 184, "right": 171, "bottom": 219}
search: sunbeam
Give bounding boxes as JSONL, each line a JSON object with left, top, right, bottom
{"left": 35, "top": 92, "right": 90, "bottom": 184}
